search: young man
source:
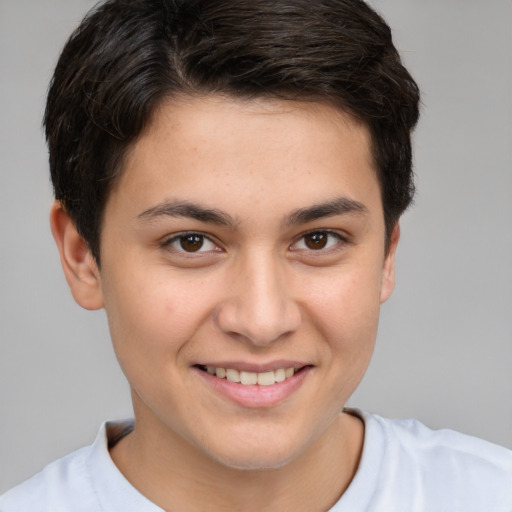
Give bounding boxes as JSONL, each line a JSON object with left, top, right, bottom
{"left": 1, "top": 0, "right": 510, "bottom": 510}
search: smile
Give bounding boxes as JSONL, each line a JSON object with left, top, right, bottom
{"left": 197, "top": 365, "right": 297, "bottom": 386}
{"left": 194, "top": 363, "right": 311, "bottom": 408}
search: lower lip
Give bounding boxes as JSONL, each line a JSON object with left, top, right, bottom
{"left": 194, "top": 367, "right": 312, "bottom": 408}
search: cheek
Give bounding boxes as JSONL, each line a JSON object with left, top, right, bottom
{"left": 294, "top": 267, "right": 382, "bottom": 418}
{"left": 101, "top": 269, "right": 219, "bottom": 369}
{"left": 305, "top": 264, "right": 383, "bottom": 360}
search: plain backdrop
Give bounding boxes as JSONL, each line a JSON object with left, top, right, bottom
{"left": 1, "top": 0, "right": 511, "bottom": 494}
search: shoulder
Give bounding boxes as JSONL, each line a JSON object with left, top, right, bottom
{"left": 336, "top": 409, "right": 511, "bottom": 511}
{"left": 0, "top": 444, "right": 96, "bottom": 512}
{"left": 0, "top": 420, "right": 160, "bottom": 512}
{"left": 0, "top": 420, "right": 138, "bottom": 512}
{"left": 367, "top": 411, "right": 512, "bottom": 511}
{"left": 377, "top": 413, "right": 512, "bottom": 472}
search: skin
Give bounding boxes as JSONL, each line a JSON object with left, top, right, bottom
{"left": 51, "top": 95, "right": 399, "bottom": 511}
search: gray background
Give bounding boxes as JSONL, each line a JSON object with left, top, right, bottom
{"left": 1, "top": 0, "right": 511, "bottom": 493}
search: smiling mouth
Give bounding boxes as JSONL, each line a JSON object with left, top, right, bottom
{"left": 196, "top": 365, "right": 306, "bottom": 386}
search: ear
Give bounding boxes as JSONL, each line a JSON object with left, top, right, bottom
{"left": 380, "top": 223, "right": 400, "bottom": 304}
{"left": 50, "top": 201, "right": 104, "bottom": 310}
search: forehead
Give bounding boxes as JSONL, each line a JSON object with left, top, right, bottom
{"left": 107, "top": 95, "right": 381, "bottom": 226}
{"left": 143, "top": 95, "right": 372, "bottom": 167}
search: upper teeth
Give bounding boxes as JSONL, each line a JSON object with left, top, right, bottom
{"left": 206, "top": 366, "right": 296, "bottom": 386}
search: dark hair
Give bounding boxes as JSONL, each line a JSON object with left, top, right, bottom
{"left": 44, "top": 0, "right": 420, "bottom": 262}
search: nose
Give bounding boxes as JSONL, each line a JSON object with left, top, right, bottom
{"left": 215, "top": 253, "right": 302, "bottom": 346}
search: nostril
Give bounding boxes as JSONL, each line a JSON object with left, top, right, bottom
{"left": 214, "top": 280, "right": 302, "bottom": 346}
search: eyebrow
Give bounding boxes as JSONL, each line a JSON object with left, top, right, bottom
{"left": 285, "top": 197, "right": 368, "bottom": 226}
{"left": 137, "top": 200, "right": 237, "bottom": 228}
{"left": 137, "top": 196, "right": 367, "bottom": 228}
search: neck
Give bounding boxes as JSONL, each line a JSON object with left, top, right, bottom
{"left": 110, "top": 411, "right": 364, "bottom": 512}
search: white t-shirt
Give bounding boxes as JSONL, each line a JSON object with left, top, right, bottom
{"left": 1, "top": 410, "right": 511, "bottom": 512}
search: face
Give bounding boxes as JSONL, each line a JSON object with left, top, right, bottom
{"left": 92, "top": 96, "right": 397, "bottom": 470}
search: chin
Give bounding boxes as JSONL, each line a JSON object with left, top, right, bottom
{"left": 209, "top": 447, "right": 297, "bottom": 471}
{"left": 197, "top": 427, "right": 310, "bottom": 472}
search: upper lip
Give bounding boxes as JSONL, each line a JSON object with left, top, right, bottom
{"left": 195, "top": 360, "right": 310, "bottom": 373}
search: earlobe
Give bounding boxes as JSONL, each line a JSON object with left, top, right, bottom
{"left": 380, "top": 223, "right": 400, "bottom": 304}
{"left": 50, "top": 201, "right": 104, "bottom": 310}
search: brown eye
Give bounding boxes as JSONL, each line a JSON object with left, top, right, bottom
{"left": 303, "top": 232, "right": 329, "bottom": 250}
{"left": 165, "top": 232, "right": 219, "bottom": 254}
{"left": 292, "top": 231, "right": 343, "bottom": 252}
{"left": 179, "top": 234, "right": 205, "bottom": 252}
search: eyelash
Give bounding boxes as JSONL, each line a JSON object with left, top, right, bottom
{"left": 290, "top": 230, "right": 347, "bottom": 252}
{"left": 161, "top": 230, "right": 348, "bottom": 256}
{"left": 161, "top": 232, "right": 222, "bottom": 255}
